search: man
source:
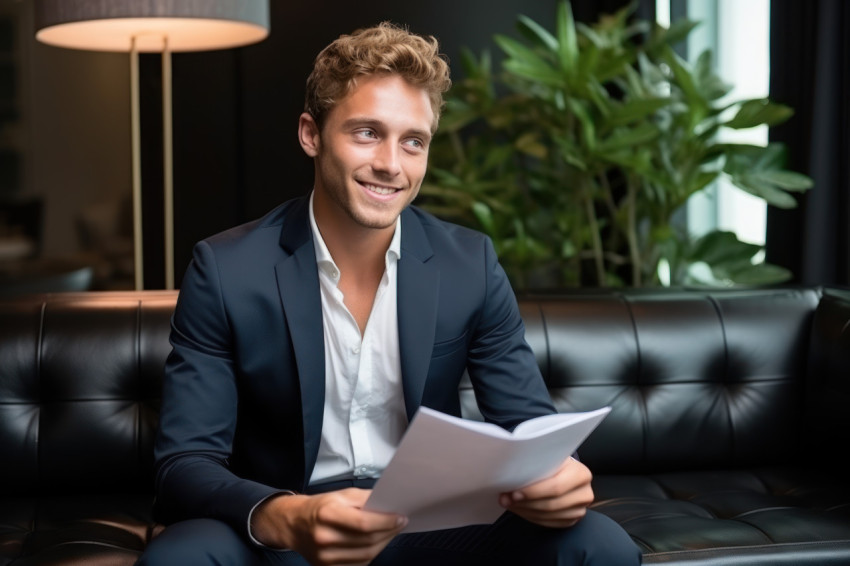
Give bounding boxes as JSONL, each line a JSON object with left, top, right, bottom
{"left": 139, "top": 23, "right": 641, "bottom": 566}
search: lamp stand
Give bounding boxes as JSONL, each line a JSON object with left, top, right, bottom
{"left": 129, "top": 35, "right": 175, "bottom": 290}
{"left": 130, "top": 37, "right": 143, "bottom": 290}
{"left": 163, "top": 38, "right": 175, "bottom": 290}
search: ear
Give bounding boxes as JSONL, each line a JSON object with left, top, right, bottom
{"left": 298, "top": 112, "right": 321, "bottom": 157}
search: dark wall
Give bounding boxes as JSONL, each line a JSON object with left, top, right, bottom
{"left": 1, "top": 0, "right": 131, "bottom": 260}
{"left": 142, "top": 0, "right": 643, "bottom": 287}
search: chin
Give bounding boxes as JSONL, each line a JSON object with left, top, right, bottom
{"left": 347, "top": 207, "right": 399, "bottom": 230}
{"left": 348, "top": 201, "right": 406, "bottom": 229}
{"left": 356, "top": 216, "right": 398, "bottom": 231}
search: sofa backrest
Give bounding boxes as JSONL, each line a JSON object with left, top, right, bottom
{"left": 0, "top": 287, "right": 831, "bottom": 494}
{"left": 0, "top": 292, "right": 174, "bottom": 495}
{"left": 462, "top": 288, "right": 823, "bottom": 473}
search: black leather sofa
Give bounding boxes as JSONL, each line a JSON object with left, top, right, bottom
{"left": 1, "top": 287, "right": 849, "bottom": 565}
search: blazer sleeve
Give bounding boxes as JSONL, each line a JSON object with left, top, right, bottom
{"left": 465, "top": 236, "right": 557, "bottom": 429}
{"left": 153, "top": 240, "right": 281, "bottom": 538}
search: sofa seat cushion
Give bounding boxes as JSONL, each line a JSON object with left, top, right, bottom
{"left": 0, "top": 493, "right": 160, "bottom": 566}
{"left": 592, "top": 466, "right": 850, "bottom": 564}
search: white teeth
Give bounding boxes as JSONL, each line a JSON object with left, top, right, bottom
{"left": 365, "top": 184, "right": 397, "bottom": 195}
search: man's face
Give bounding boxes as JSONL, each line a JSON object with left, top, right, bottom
{"left": 300, "top": 74, "right": 434, "bottom": 234}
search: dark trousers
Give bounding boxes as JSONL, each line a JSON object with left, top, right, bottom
{"left": 137, "top": 509, "right": 642, "bottom": 565}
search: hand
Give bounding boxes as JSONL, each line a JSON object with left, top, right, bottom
{"left": 251, "top": 488, "right": 408, "bottom": 566}
{"left": 499, "top": 457, "right": 594, "bottom": 528}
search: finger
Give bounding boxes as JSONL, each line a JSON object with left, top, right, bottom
{"left": 311, "top": 521, "right": 402, "bottom": 564}
{"left": 310, "top": 522, "right": 404, "bottom": 563}
{"left": 501, "top": 482, "right": 592, "bottom": 529}
{"left": 510, "top": 478, "right": 593, "bottom": 507}
{"left": 328, "top": 488, "right": 406, "bottom": 530}
{"left": 509, "top": 485, "right": 593, "bottom": 513}
{"left": 507, "top": 458, "right": 591, "bottom": 502}
{"left": 319, "top": 502, "right": 408, "bottom": 536}
{"left": 311, "top": 494, "right": 407, "bottom": 549}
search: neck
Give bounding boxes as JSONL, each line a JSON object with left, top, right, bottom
{"left": 313, "top": 196, "right": 395, "bottom": 281}
{"left": 326, "top": 227, "right": 392, "bottom": 277}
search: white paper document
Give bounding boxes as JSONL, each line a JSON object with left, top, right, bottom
{"left": 364, "top": 406, "right": 611, "bottom": 533}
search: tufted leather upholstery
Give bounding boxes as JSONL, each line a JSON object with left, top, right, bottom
{"left": 0, "top": 292, "right": 173, "bottom": 565}
{"left": 1, "top": 287, "right": 849, "bottom": 565}
{"left": 461, "top": 287, "right": 850, "bottom": 565}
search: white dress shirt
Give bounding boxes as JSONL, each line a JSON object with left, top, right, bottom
{"left": 307, "top": 194, "right": 408, "bottom": 485}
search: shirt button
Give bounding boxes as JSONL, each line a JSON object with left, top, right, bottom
{"left": 352, "top": 345, "right": 360, "bottom": 354}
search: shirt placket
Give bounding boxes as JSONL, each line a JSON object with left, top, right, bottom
{"left": 350, "top": 268, "right": 391, "bottom": 478}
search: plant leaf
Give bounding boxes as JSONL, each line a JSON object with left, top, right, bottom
{"left": 494, "top": 35, "right": 556, "bottom": 71}
{"left": 661, "top": 46, "right": 707, "bottom": 127}
{"left": 515, "top": 132, "right": 549, "bottom": 159}
{"left": 688, "top": 230, "right": 760, "bottom": 265}
{"left": 721, "top": 262, "right": 792, "bottom": 285}
{"left": 647, "top": 19, "right": 700, "bottom": 53}
{"left": 459, "top": 47, "right": 489, "bottom": 79}
{"left": 471, "top": 201, "right": 496, "bottom": 235}
{"left": 606, "top": 97, "right": 669, "bottom": 126}
{"left": 555, "top": 0, "right": 579, "bottom": 74}
{"left": 693, "top": 50, "right": 732, "bottom": 101}
{"left": 517, "top": 14, "right": 558, "bottom": 51}
{"left": 438, "top": 100, "right": 479, "bottom": 132}
{"left": 730, "top": 173, "right": 801, "bottom": 208}
{"left": 502, "top": 59, "right": 564, "bottom": 87}
{"left": 578, "top": 22, "right": 605, "bottom": 48}
{"left": 566, "top": 98, "right": 597, "bottom": 151}
{"left": 597, "top": 123, "right": 659, "bottom": 153}
{"left": 726, "top": 98, "right": 794, "bottom": 129}
{"left": 595, "top": 52, "right": 635, "bottom": 82}
{"left": 756, "top": 170, "right": 813, "bottom": 191}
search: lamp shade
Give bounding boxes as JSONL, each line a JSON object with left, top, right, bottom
{"left": 34, "top": 0, "right": 270, "bottom": 52}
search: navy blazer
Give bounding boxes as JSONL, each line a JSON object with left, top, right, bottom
{"left": 153, "top": 196, "right": 555, "bottom": 538}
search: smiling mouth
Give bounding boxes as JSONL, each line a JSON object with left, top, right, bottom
{"left": 360, "top": 182, "right": 400, "bottom": 196}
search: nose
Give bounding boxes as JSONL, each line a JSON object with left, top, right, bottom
{"left": 372, "top": 141, "right": 401, "bottom": 177}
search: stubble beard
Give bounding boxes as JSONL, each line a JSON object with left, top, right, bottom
{"left": 332, "top": 180, "right": 407, "bottom": 231}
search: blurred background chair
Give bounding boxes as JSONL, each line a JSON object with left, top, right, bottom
{"left": 0, "top": 258, "right": 93, "bottom": 297}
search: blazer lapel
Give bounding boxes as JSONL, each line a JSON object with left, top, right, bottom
{"left": 274, "top": 197, "right": 325, "bottom": 484}
{"left": 397, "top": 208, "right": 440, "bottom": 421}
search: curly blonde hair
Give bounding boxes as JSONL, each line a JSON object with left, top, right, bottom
{"left": 305, "top": 22, "right": 451, "bottom": 132}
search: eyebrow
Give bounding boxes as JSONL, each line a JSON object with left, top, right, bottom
{"left": 341, "top": 117, "right": 432, "bottom": 141}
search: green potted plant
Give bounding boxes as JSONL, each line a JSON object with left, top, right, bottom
{"left": 421, "top": 1, "right": 812, "bottom": 288}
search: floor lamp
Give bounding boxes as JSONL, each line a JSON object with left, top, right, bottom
{"left": 34, "top": 1, "right": 269, "bottom": 290}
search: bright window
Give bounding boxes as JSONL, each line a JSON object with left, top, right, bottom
{"left": 659, "top": 0, "right": 771, "bottom": 246}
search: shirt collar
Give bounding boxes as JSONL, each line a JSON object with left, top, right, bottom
{"left": 308, "top": 192, "right": 402, "bottom": 282}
